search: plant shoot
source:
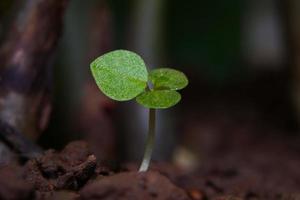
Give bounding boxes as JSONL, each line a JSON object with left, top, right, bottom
{"left": 90, "top": 50, "right": 188, "bottom": 172}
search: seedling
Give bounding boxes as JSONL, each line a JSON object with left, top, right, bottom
{"left": 90, "top": 50, "right": 188, "bottom": 172}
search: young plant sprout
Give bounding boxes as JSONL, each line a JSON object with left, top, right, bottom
{"left": 90, "top": 50, "right": 188, "bottom": 172}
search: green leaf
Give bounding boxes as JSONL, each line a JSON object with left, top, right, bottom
{"left": 90, "top": 50, "right": 148, "bottom": 101}
{"left": 136, "top": 90, "right": 181, "bottom": 109}
{"left": 149, "top": 68, "right": 188, "bottom": 90}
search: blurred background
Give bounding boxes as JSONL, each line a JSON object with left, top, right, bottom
{"left": 0, "top": 0, "right": 300, "bottom": 169}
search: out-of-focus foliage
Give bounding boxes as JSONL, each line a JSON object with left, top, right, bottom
{"left": 166, "top": 0, "right": 241, "bottom": 84}
{"left": 0, "top": 0, "right": 13, "bottom": 17}
{"left": 0, "top": 0, "right": 15, "bottom": 41}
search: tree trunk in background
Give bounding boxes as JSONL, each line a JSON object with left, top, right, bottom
{"left": 0, "top": 0, "right": 69, "bottom": 163}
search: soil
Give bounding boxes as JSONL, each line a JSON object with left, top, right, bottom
{"left": 0, "top": 136, "right": 299, "bottom": 200}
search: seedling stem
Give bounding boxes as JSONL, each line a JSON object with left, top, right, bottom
{"left": 139, "top": 108, "right": 156, "bottom": 172}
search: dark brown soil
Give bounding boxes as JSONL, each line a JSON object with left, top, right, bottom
{"left": 80, "top": 171, "right": 190, "bottom": 200}
{"left": 0, "top": 138, "right": 299, "bottom": 200}
{"left": 23, "top": 141, "right": 97, "bottom": 193}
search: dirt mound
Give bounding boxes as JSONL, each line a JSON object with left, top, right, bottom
{"left": 80, "top": 171, "right": 190, "bottom": 200}
{"left": 0, "top": 139, "right": 299, "bottom": 200}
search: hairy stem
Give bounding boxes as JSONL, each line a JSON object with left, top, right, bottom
{"left": 138, "top": 108, "right": 156, "bottom": 172}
